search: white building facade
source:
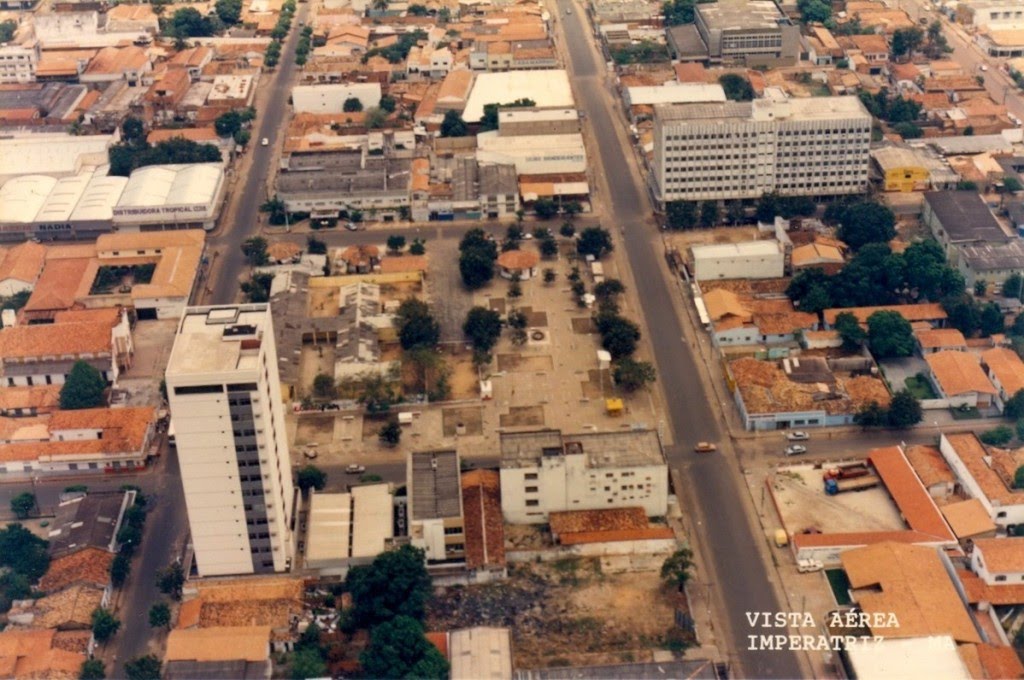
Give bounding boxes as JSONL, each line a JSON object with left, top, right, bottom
{"left": 691, "top": 241, "right": 785, "bottom": 280}
{"left": 0, "top": 42, "right": 39, "bottom": 84}
{"left": 652, "top": 96, "right": 872, "bottom": 203}
{"left": 499, "top": 430, "right": 668, "bottom": 524}
{"left": 166, "top": 305, "right": 296, "bottom": 577}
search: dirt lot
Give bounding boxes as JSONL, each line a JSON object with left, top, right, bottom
{"left": 427, "top": 559, "right": 690, "bottom": 669}
{"left": 666, "top": 226, "right": 762, "bottom": 253}
{"left": 442, "top": 406, "right": 484, "bottom": 437}
{"left": 295, "top": 414, "right": 336, "bottom": 446}
{"left": 769, "top": 464, "right": 906, "bottom": 534}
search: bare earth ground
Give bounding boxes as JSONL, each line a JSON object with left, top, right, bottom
{"left": 666, "top": 226, "right": 762, "bottom": 252}
{"left": 770, "top": 465, "right": 906, "bottom": 534}
{"left": 427, "top": 558, "right": 690, "bottom": 669}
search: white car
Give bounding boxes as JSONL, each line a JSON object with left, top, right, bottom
{"left": 784, "top": 445, "right": 808, "bottom": 456}
{"left": 261, "top": 137, "right": 269, "bottom": 146}
{"left": 345, "top": 222, "right": 359, "bottom": 231}
{"left": 345, "top": 464, "right": 366, "bottom": 474}
{"left": 797, "top": 558, "right": 823, "bottom": 573}
{"left": 786, "top": 431, "right": 809, "bottom": 441}
{"left": 979, "top": 64, "right": 989, "bottom": 72}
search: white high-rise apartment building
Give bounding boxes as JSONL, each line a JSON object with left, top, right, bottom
{"left": 166, "top": 305, "right": 296, "bottom": 577}
{"left": 652, "top": 95, "right": 872, "bottom": 203}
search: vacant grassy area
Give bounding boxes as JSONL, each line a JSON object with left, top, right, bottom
{"left": 904, "top": 375, "right": 937, "bottom": 400}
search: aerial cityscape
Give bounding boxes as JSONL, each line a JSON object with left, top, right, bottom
{"left": 0, "top": 0, "right": 1023, "bottom": 677}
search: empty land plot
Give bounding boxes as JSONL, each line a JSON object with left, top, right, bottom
{"left": 500, "top": 405, "right": 545, "bottom": 427}
{"left": 771, "top": 466, "right": 905, "bottom": 534}
{"left": 497, "top": 354, "right": 554, "bottom": 372}
{"left": 572, "top": 317, "right": 596, "bottom": 334}
{"left": 295, "top": 415, "right": 336, "bottom": 445}
{"left": 442, "top": 406, "right": 484, "bottom": 436}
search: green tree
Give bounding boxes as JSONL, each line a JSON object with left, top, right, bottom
{"left": 891, "top": 26, "right": 924, "bottom": 59}
{"left": 123, "top": 655, "right": 162, "bottom": 680}
{"left": 662, "top": 0, "right": 713, "bottom": 25}
{"left": 533, "top": 198, "right": 558, "bottom": 220}
{"left": 342, "top": 96, "right": 363, "bottom": 112}
{"left": 260, "top": 195, "right": 287, "bottom": 225}
{"left": 887, "top": 389, "right": 923, "bottom": 428}
{"left": 560, "top": 223, "right": 576, "bottom": 238}
{"left": 379, "top": 95, "right": 397, "bottom": 112}
{"left": 577, "top": 227, "right": 614, "bottom": 259}
{"left": 699, "top": 201, "right": 720, "bottom": 227}
{"left": 379, "top": 419, "right": 402, "bottom": 446}
{"left": 0, "top": 19, "right": 17, "bottom": 43}
{"left": 854, "top": 401, "right": 889, "bottom": 427}
{"left": 981, "top": 302, "right": 1005, "bottom": 337}
{"left": 797, "top": 0, "right": 831, "bottom": 23}
{"left": 666, "top": 201, "right": 697, "bottom": 230}
{"left": 291, "top": 647, "right": 327, "bottom": 680}
{"left": 241, "top": 236, "right": 270, "bottom": 266}
{"left": 440, "top": 110, "right": 468, "bottom": 137}
{"left": 306, "top": 236, "right": 327, "bottom": 255}
{"left": 148, "top": 602, "right": 171, "bottom": 629}
{"left": 214, "top": 109, "right": 243, "bottom": 137}
{"left": 80, "top": 659, "right": 106, "bottom": 680}
{"left": 296, "top": 465, "right": 327, "bottom": 493}
{"left": 10, "top": 493, "right": 35, "bottom": 520}
{"left": 395, "top": 298, "right": 440, "bottom": 351}
{"left": 121, "top": 116, "right": 146, "bottom": 145}
{"left": 59, "top": 361, "right": 107, "bottom": 410}
{"left": 1015, "top": 465, "right": 1024, "bottom": 489}
{"left": 614, "top": 358, "right": 656, "bottom": 392}
{"left": 459, "top": 246, "right": 496, "bottom": 289}
{"left": 595, "top": 313, "right": 640, "bottom": 360}
{"left": 837, "top": 201, "right": 896, "bottom": 250}
{"left": 386, "top": 234, "right": 406, "bottom": 253}
{"left": 110, "top": 554, "right": 131, "bottom": 587}
{"left": 834, "top": 312, "right": 866, "bottom": 350}
{"left": 214, "top": 0, "right": 243, "bottom": 23}
{"left": 1005, "top": 390, "right": 1024, "bottom": 420}
{"left": 718, "top": 74, "right": 755, "bottom": 101}
{"left": 1003, "top": 273, "right": 1024, "bottom": 300}
{"left": 1004, "top": 176, "right": 1023, "bottom": 193}
{"left": 463, "top": 307, "right": 503, "bottom": 352}
{"left": 660, "top": 547, "right": 694, "bottom": 590}
{"left": 543, "top": 268, "right": 557, "bottom": 285}
{"left": 360, "top": 616, "right": 450, "bottom": 680}
{"left": 867, "top": 310, "right": 914, "bottom": 358}
{"left": 539, "top": 236, "right": 558, "bottom": 258}
{"left": 409, "top": 238, "right": 426, "bottom": 255}
{"left": 943, "top": 293, "right": 982, "bottom": 336}
{"left": 786, "top": 268, "right": 832, "bottom": 313}
{"left": 156, "top": 562, "right": 185, "bottom": 601}
{"left": 312, "top": 373, "right": 336, "bottom": 400}
{"left": 980, "top": 426, "right": 1014, "bottom": 446}
{"left": 91, "top": 608, "right": 121, "bottom": 642}
{"left": 346, "top": 544, "right": 432, "bottom": 626}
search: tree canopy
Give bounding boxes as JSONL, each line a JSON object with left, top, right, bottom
{"left": 109, "top": 137, "right": 221, "bottom": 177}
{"left": 10, "top": 493, "right": 34, "bottom": 520}
{"left": 662, "top": 0, "right": 714, "bottom": 25}
{"left": 395, "top": 298, "right": 440, "bottom": 351}
{"left": 577, "top": 226, "right": 614, "bottom": 259}
{"left": 595, "top": 313, "right": 640, "bottom": 360}
{"left": 867, "top": 310, "right": 914, "bottom": 358}
{"left": 0, "top": 523, "right": 49, "bottom": 583}
{"left": 296, "top": 465, "right": 327, "bottom": 493}
{"left": 91, "top": 608, "right": 121, "bottom": 642}
{"left": 360, "top": 616, "right": 450, "bottom": 679}
{"left": 440, "top": 110, "right": 468, "bottom": 137}
{"left": 60, "top": 361, "right": 106, "bottom": 410}
{"left": 718, "top": 74, "right": 755, "bottom": 102}
{"left": 479, "top": 98, "right": 536, "bottom": 131}
{"left": 346, "top": 545, "right": 432, "bottom": 627}
{"left": 834, "top": 312, "right": 866, "bottom": 350}
{"left": 459, "top": 229, "right": 498, "bottom": 289}
{"left": 614, "top": 358, "right": 656, "bottom": 392}
{"left": 835, "top": 201, "right": 896, "bottom": 250}
{"left": 463, "top": 307, "right": 503, "bottom": 353}
{"left": 124, "top": 655, "right": 161, "bottom": 680}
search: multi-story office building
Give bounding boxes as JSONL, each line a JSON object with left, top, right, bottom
{"left": 694, "top": 0, "right": 800, "bottom": 66}
{"left": 652, "top": 95, "right": 872, "bottom": 203}
{"left": 166, "top": 305, "right": 296, "bottom": 577}
{"left": 0, "top": 41, "right": 39, "bottom": 84}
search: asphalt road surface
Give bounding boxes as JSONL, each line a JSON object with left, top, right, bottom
{"left": 556, "top": 4, "right": 803, "bottom": 677}
{"left": 209, "top": 3, "right": 310, "bottom": 305}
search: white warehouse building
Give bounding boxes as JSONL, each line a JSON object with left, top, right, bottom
{"left": 476, "top": 131, "right": 587, "bottom": 175}
{"left": 499, "top": 429, "right": 668, "bottom": 524}
{"left": 462, "top": 70, "right": 575, "bottom": 123}
{"left": 291, "top": 83, "right": 382, "bottom": 114}
{"left": 652, "top": 94, "right": 872, "bottom": 203}
{"left": 166, "top": 305, "right": 297, "bottom": 577}
{"left": 112, "top": 163, "right": 225, "bottom": 231}
{"left": 691, "top": 240, "right": 785, "bottom": 281}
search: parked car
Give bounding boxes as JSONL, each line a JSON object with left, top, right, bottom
{"left": 694, "top": 442, "right": 717, "bottom": 453}
{"left": 345, "top": 222, "right": 359, "bottom": 231}
{"left": 345, "top": 464, "right": 366, "bottom": 474}
{"left": 303, "top": 447, "right": 318, "bottom": 460}
{"left": 261, "top": 137, "right": 269, "bottom": 146}
{"left": 784, "top": 445, "right": 808, "bottom": 456}
{"left": 786, "top": 431, "right": 809, "bottom": 441}
{"left": 797, "top": 558, "right": 823, "bottom": 573}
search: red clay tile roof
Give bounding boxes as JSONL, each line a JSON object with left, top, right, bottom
{"left": 905, "top": 444, "right": 957, "bottom": 488}
{"left": 461, "top": 470, "right": 505, "bottom": 570}
{"left": 973, "top": 538, "right": 1024, "bottom": 573}
{"left": 926, "top": 351, "right": 997, "bottom": 396}
{"left": 977, "top": 642, "right": 1024, "bottom": 680}
{"left": 0, "top": 241, "right": 46, "bottom": 284}
{"left": 958, "top": 569, "right": 1024, "bottom": 605}
{"left": 0, "top": 629, "right": 85, "bottom": 679}
{"left": 550, "top": 507, "right": 647, "bottom": 534}
{"left": 39, "top": 547, "right": 113, "bottom": 592}
{"left": 0, "top": 321, "right": 113, "bottom": 360}
{"left": 868, "top": 446, "right": 955, "bottom": 541}
{"left": 823, "top": 303, "right": 947, "bottom": 326}
{"left": 23, "top": 258, "right": 95, "bottom": 313}
{"left": 425, "top": 632, "right": 448, "bottom": 660}
{"left": 982, "top": 347, "right": 1024, "bottom": 397}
